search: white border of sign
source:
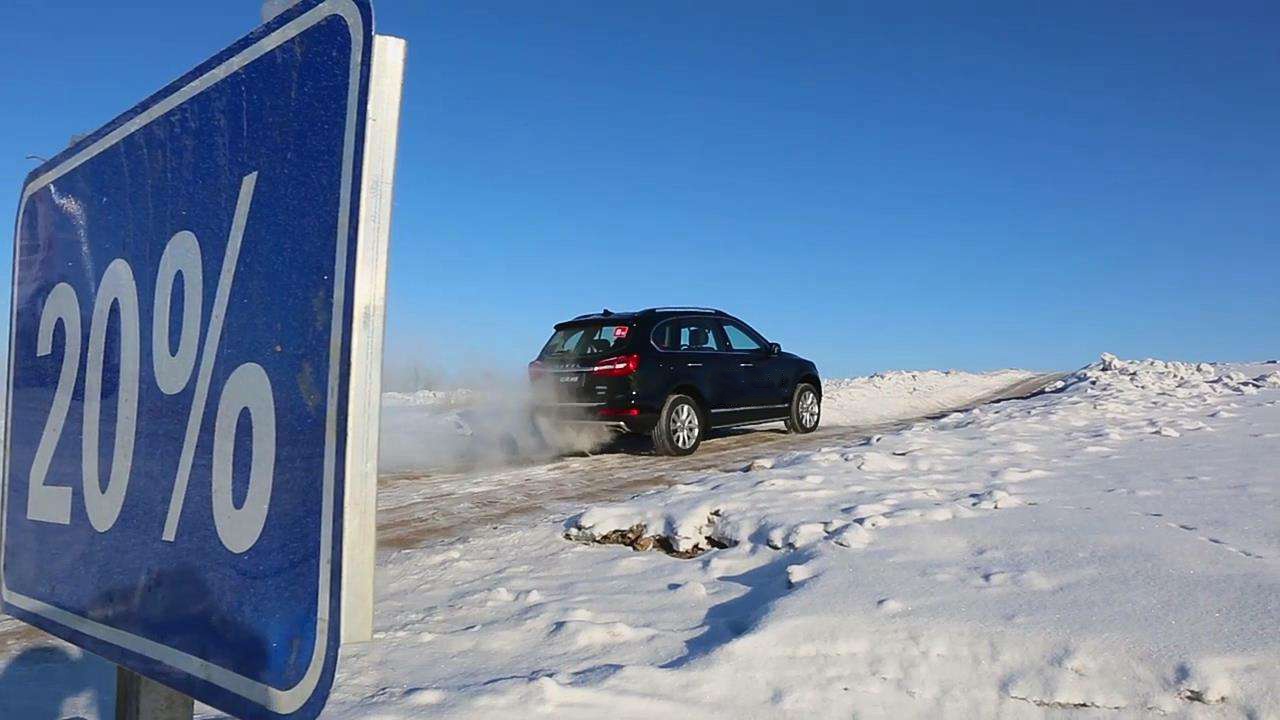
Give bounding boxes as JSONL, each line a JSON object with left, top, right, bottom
{"left": 1, "top": 1, "right": 365, "bottom": 713}
{"left": 342, "top": 33, "right": 405, "bottom": 645}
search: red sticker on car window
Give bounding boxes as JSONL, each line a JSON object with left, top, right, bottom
{"left": 614, "top": 326, "right": 630, "bottom": 338}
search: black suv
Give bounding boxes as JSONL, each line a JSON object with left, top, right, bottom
{"left": 529, "top": 307, "right": 821, "bottom": 455}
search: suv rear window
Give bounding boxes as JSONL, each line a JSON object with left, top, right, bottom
{"left": 540, "top": 323, "right": 632, "bottom": 359}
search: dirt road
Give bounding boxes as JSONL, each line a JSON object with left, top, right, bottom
{"left": 377, "top": 372, "right": 1068, "bottom": 550}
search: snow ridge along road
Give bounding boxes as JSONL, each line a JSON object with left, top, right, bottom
{"left": 376, "top": 370, "right": 1063, "bottom": 549}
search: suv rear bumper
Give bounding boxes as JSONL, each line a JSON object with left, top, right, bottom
{"left": 531, "top": 403, "right": 658, "bottom": 434}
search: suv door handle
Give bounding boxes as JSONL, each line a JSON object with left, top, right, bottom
{"left": 739, "top": 362, "right": 754, "bottom": 367}
{"left": 686, "top": 362, "right": 703, "bottom": 367}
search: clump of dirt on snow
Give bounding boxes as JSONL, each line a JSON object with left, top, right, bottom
{"left": 565, "top": 511, "right": 733, "bottom": 558}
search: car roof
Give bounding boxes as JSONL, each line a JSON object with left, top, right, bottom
{"left": 555, "top": 307, "right": 729, "bottom": 328}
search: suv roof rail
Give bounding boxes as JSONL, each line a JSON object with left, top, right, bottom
{"left": 644, "top": 306, "right": 726, "bottom": 315}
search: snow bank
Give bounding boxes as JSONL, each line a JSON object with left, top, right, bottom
{"left": 1050, "top": 352, "right": 1279, "bottom": 398}
{"left": 820, "top": 368, "right": 1036, "bottom": 426}
{"left": 382, "top": 388, "right": 474, "bottom": 407}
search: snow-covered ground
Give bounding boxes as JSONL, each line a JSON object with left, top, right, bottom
{"left": 3, "top": 356, "right": 1277, "bottom": 719}
{"left": 321, "top": 356, "right": 1280, "bottom": 719}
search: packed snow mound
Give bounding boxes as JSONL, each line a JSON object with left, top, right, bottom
{"left": 820, "top": 368, "right": 1035, "bottom": 426}
{"left": 1050, "top": 352, "right": 1280, "bottom": 398}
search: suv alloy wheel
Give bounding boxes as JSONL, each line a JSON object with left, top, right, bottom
{"left": 652, "top": 394, "right": 703, "bottom": 456}
{"left": 785, "top": 383, "right": 820, "bottom": 434}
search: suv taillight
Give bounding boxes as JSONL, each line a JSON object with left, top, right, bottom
{"left": 592, "top": 353, "right": 640, "bottom": 377}
{"left": 528, "top": 360, "right": 546, "bottom": 382}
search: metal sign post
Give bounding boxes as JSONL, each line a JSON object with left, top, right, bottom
{"left": 1, "top": 1, "right": 404, "bottom": 718}
{"left": 116, "top": 668, "right": 195, "bottom": 720}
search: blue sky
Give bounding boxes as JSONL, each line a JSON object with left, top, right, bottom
{"left": 2, "top": 1, "right": 1277, "bottom": 378}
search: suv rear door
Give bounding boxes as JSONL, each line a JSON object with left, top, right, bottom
{"left": 651, "top": 315, "right": 736, "bottom": 421}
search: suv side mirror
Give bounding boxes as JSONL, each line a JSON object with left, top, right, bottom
{"left": 768, "top": 342, "right": 782, "bottom": 356}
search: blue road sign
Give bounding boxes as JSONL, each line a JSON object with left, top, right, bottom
{"left": 2, "top": 1, "right": 374, "bottom": 717}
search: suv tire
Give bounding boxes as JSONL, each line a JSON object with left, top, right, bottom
{"left": 652, "top": 394, "right": 704, "bottom": 456}
{"left": 784, "top": 382, "right": 820, "bottom": 434}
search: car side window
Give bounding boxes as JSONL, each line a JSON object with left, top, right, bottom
{"left": 721, "top": 320, "right": 764, "bottom": 352}
{"left": 652, "top": 317, "right": 723, "bottom": 352}
{"left": 681, "top": 319, "right": 723, "bottom": 351}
